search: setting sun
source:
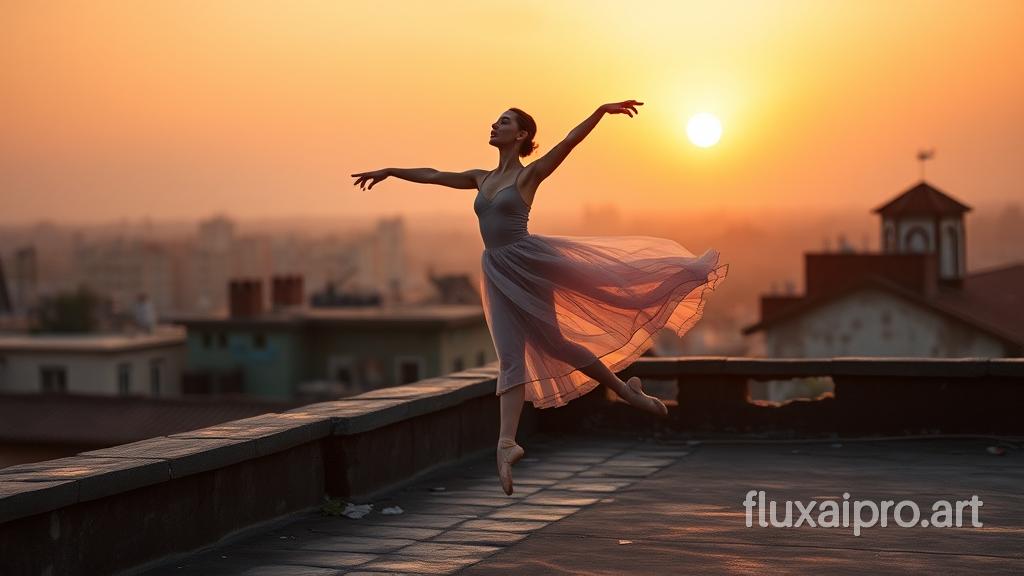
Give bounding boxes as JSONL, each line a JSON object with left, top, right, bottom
{"left": 686, "top": 112, "right": 723, "bottom": 148}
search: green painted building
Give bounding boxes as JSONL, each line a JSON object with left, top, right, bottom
{"left": 172, "top": 305, "right": 496, "bottom": 400}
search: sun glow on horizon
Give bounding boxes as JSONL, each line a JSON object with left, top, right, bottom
{"left": 686, "top": 113, "right": 723, "bottom": 148}
{"left": 0, "top": 1, "right": 1020, "bottom": 223}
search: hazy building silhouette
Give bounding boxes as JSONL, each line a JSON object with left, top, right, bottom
{"left": 348, "top": 217, "right": 407, "bottom": 305}
{"left": 11, "top": 246, "right": 39, "bottom": 315}
{"left": 74, "top": 238, "right": 175, "bottom": 318}
{"left": 423, "top": 269, "right": 481, "bottom": 305}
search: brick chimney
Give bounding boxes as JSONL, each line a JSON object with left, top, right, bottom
{"left": 271, "top": 274, "right": 304, "bottom": 309}
{"left": 228, "top": 278, "right": 263, "bottom": 318}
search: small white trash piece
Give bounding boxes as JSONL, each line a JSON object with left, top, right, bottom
{"left": 342, "top": 503, "right": 373, "bottom": 519}
{"left": 381, "top": 505, "right": 404, "bottom": 515}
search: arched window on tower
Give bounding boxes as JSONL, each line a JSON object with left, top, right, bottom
{"left": 905, "top": 226, "right": 929, "bottom": 253}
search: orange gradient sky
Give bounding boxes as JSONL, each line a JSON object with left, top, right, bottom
{"left": 1, "top": 0, "right": 1022, "bottom": 225}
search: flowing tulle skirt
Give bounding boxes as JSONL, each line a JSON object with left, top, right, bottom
{"left": 479, "top": 233, "right": 729, "bottom": 409}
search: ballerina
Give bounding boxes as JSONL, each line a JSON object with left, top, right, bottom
{"left": 353, "top": 100, "right": 728, "bottom": 495}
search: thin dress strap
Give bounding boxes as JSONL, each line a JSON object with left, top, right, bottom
{"left": 479, "top": 166, "right": 526, "bottom": 199}
{"left": 513, "top": 166, "right": 525, "bottom": 190}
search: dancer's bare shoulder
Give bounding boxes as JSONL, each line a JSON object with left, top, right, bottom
{"left": 466, "top": 168, "right": 490, "bottom": 188}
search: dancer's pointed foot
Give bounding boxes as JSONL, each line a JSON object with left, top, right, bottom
{"left": 625, "top": 376, "right": 669, "bottom": 418}
{"left": 497, "top": 437, "right": 525, "bottom": 496}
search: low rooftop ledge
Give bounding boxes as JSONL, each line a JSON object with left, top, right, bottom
{"left": 618, "top": 356, "right": 1024, "bottom": 378}
{"left": 607, "top": 356, "right": 1024, "bottom": 437}
{"left": 0, "top": 367, "right": 504, "bottom": 522}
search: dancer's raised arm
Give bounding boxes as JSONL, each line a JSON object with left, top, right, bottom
{"left": 351, "top": 167, "right": 486, "bottom": 191}
{"left": 525, "top": 100, "right": 642, "bottom": 186}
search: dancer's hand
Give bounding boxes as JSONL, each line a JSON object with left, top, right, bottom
{"left": 599, "top": 100, "right": 643, "bottom": 117}
{"left": 351, "top": 169, "right": 390, "bottom": 190}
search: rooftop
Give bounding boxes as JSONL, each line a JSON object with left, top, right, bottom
{"left": 134, "top": 434, "right": 1023, "bottom": 575}
{"left": 0, "top": 325, "right": 186, "bottom": 353}
{"left": 743, "top": 258, "right": 1024, "bottom": 351}
{"left": 167, "top": 304, "right": 486, "bottom": 329}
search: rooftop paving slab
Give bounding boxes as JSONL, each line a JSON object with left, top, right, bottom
{"left": 133, "top": 434, "right": 1023, "bottom": 575}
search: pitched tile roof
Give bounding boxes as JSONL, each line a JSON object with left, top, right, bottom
{"left": 872, "top": 180, "right": 972, "bottom": 217}
{"left": 742, "top": 266, "right": 1024, "bottom": 351}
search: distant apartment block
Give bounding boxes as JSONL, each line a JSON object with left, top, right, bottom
{"left": 184, "top": 214, "right": 409, "bottom": 315}
{"left": 0, "top": 326, "right": 186, "bottom": 397}
{"left": 73, "top": 237, "right": 176, "bottom": 317}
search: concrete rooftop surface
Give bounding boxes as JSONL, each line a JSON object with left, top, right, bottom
{"left": 133, "top": 434, "right": 1023, "bottom": 576}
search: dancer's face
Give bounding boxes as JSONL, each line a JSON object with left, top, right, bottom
{"left": 489, "top": 110, "right": 526, "bottom": 151}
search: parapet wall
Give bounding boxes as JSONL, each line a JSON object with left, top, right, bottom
{"left": 0, "top": 365, "right": 531, "bottom": 576}
{"left": 2, "top": 357, "right": 1022, "bottom": 575}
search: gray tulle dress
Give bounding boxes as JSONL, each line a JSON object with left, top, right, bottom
{"left": 474, "top": 169, "right": 729, "bottom": 409}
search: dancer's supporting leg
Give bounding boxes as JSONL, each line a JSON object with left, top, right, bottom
{"left": 497, "top": 383, "right": 526, "bottom": 495}
{"left": 499, "top": 382, "right": 526, "bottom": 441}
{"left": 484, "top": 276, "right": 528, "bottom": 494}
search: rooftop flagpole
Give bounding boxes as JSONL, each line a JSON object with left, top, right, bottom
{"left": 917, "top": 148, "right": 935, "bottom": 180}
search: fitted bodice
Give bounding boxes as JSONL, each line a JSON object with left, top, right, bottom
{"left": 474, "top": 185, "right": 532, "bottom": 250}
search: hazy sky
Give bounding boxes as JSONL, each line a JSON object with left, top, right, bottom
{"left": 2, "top": 0, "right": 1022, "bottom": 225}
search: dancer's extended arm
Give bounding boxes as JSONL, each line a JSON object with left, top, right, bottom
{"left": 525, "top": 100, "right": 642, "bottom": 186}
{"left": 352, "top": 168, "right": 486, "bottom": 190}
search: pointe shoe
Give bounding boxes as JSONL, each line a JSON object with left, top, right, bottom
{"left": 496, "top": 437, "right": 525, "bottom": 495}
{"left": 626, "top": 376, "right": 669, "bottom": 419}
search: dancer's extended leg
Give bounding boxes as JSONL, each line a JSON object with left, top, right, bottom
{"left": 578, "top": 357, "right": 668, "bottom": 418}
{"left": 497, "top": 383, "right": 526, "bottom": 495}
{"left": 532, "top": 282, "right": 668, "bottom": 418}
